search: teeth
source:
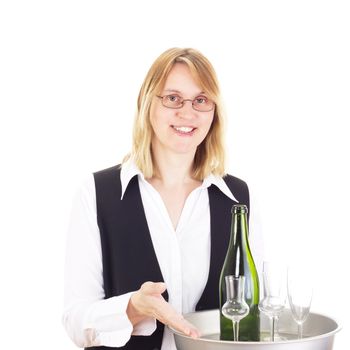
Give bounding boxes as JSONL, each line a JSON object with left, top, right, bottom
{"left": 173, "top": 126, "right": 194, "bottom": 133}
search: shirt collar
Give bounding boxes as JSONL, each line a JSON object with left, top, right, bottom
{"left": 120, "top": 158, "right": 144, "bottom": 200}
{"left": 120, "top": 159, "right": 239, "bottom": 203}
{"left": 202, "top": 174, "right": 239, "bottom": 202}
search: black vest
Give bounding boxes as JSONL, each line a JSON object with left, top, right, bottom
{"left": 89, "top": 165, "right": 249, "bottom": 350}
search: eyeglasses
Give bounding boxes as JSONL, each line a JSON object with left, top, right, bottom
{"left": 156, "top": 94, "right": 215, "bottom": 112}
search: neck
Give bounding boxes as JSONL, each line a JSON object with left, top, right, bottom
{"left": 150, "top": 146, "right": 196, "bottom": 186}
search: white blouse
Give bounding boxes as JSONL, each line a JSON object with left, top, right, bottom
{"left": 62, "top": 160, "right": 263, "bottom": 349}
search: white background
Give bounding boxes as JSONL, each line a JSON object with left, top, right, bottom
{"left": 0, "top": 0, "right": 349, "bottom": 349}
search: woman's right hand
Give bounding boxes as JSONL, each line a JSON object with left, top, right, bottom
{"left": 127, "top": 281, "right": 200, "bottom": 338}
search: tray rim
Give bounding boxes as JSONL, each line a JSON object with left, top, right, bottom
{"left": 168, "top": 309, "right": 342, "bottom": 346}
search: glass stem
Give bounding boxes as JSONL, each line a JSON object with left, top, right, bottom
{"left": 298, "top": 323, "right": 303, "bottom": 339}
{"left": 270, "top": 316, "right": 278, "bottom": 341}
{"left": 232, "top": 320, "right": 239, "bottom": 341}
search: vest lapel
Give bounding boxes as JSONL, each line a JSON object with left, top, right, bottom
{"left": 120, "top": 175, "right": 169, "bottom": 300}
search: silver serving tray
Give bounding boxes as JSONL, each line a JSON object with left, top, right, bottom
{"left": 169, "top": 309, "right": 341, "bottom": 350}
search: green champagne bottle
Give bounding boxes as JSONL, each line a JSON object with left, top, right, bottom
{"left": 219, "top": 204, "right": 260, "bottom": 341}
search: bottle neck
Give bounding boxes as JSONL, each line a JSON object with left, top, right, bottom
{"left": 230, "top": 212, "right": 249, "bottom": 247}
{"left": 225, "top": 211, "right": 250, "bottom": 277}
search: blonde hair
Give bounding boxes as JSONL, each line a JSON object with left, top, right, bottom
{"left": 126, "top": 47, "right": 227, "bottom": 180}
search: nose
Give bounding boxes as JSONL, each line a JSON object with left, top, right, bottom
{"left": 175, "top": 100, "right": 196, "bottom": 119}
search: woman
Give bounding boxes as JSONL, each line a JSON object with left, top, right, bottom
{"left": 63, "top": 47, "right": 262, "bottom": 350}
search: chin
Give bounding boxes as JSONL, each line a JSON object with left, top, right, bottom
{"left": 171, "top": 144, "right": 198, "bottom": 155}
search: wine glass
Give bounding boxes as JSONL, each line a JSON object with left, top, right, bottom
{"left": 287, "top": 266, "right": 313, "bottom": 339}
{"left": 258, "top": 261, "right": 286, "bottom": 341}
{"left": 221, "top": 275, "right": 250, "bottom": 341}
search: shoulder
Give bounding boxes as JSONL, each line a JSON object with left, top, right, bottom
{"left": 223, "top": 173, "right": 248, "bottom": 190}
{"left": 93, "top": 164, "right": 121, "bottom": 179}
{"left": 223, "top": 173, "right": 249, "bottom": 195}
{"left": 92, "top": 164, "right": 124, "bottom": 201}
{"left": 70, "top": 173, "right": 97, "bottom": 215}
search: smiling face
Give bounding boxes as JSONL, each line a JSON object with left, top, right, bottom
{"left": 149, "top": 63, "right": 215, "bottom": 158}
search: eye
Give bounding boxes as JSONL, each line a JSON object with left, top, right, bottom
{"left": 166, "top": 94, "right": 181, "bottom": 102}
{"left": 195, "top": 96, "right": 208, "bottom": 104}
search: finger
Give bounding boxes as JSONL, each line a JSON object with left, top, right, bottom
{"left": 152, "top": 301, "right": 200, "bottom": 338}
{"left": 135, "top": 287, "right": 200, "bottom": 338}
{"left": 185, "top": 321, "right": 201, "bottom": 338}
{"left": 168, "top": 315, "right": 200, "bottom": 338}
{"left": 176, "top": 317, "right": 200, "bottom": 337}
{"left": 141, "top": 281, "right": 167, "bottom": 295}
